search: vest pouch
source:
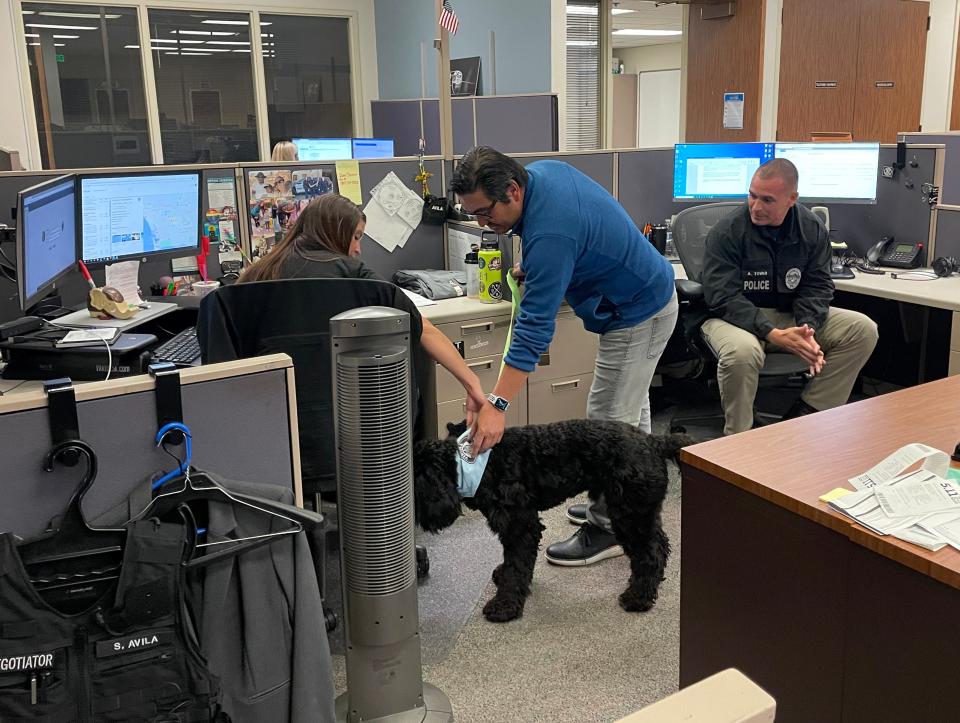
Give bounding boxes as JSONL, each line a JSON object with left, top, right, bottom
{"left": 91, "top": 630, "right": 214, "bottom": 722}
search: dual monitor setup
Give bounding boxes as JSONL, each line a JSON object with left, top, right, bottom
{"left": 673, "top": 142, "right": 881, "bottom": 204}
{"left": 16, "top": 171, "right": 202, "bottom": 312}
{"left": 16, "top": 141, "right": 880, "bottom": 314}
{"left": 293, "top": 137, "right": 395, "bottom": 161}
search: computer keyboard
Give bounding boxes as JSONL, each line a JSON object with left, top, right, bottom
{"left": 152, "top": 327, "right": 201, "bottom": 367}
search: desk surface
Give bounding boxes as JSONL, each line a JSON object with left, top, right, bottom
{"left": 681, "top": 375, "right": 960, "bottom": 589}
{"left": 421, "top": 296, "right": 512, "bottom": 324}
{"left": 672, "top": 262, "right": 960, "bottom": 311}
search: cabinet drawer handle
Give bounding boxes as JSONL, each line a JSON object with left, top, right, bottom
{"left": 551, "top": 379, "right": 581, "bottom": 392}
{"left": 467, "top": 360, "right": 494, "bottom": 371}
{"left": 461, "top": 322, "right": 494, "bottom": 334}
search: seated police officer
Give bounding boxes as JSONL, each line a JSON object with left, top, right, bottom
{"left": 700, "top": 158, "right": 879, "bottom": 435}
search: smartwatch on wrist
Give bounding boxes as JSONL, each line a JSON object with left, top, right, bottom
{"left": 486, "top": 393, "right": 510, "bottom": 412}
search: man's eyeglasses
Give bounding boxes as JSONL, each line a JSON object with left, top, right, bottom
{"left": 471, "top": 199, "right": 499, "bottom": 220}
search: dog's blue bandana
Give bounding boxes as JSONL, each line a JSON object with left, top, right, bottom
{"left": 455, "top": 430, "right": 490, "bottom": 498}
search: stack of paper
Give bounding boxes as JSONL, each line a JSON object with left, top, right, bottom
{"left": 362, "top": 172, "right": 424, "bottom": 253}
{"left": 825, "top": 444, "right": 960, "bottom": 552}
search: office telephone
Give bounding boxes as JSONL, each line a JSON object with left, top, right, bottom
{"left": 866, "top": 237, "right": 923, "bottom": 269}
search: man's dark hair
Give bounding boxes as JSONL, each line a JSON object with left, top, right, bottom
{"left": 755, "top": 158, "right": 799, "bottom": 191}
{"left": 449, "top": 146, "right": 528, "bottom": 202}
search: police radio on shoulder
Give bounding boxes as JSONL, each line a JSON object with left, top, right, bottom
{"left": 486, "top": 393, "right": 509, "bottom": 412}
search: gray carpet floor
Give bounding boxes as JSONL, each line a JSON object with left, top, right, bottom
{"left": 329, "top": 411, "right": 688, "bottom": 723}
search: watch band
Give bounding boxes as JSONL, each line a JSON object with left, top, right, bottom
{"left": 486, "top": 393, "right": 510, "bottom": 412}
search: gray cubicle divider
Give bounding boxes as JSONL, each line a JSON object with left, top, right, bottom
{"left": 238, "top": 157, "right": 445, "bottom": 282}
{"left": 0, "top": 164, "right": 242, "bottom": 325}
{"left": 370, "top": 100, "right": 424, "bottom": 157}
{"left": 422, "top": 100, "right": 441, "bottom": 156}
{"left": 616, "top": 145, "right": 941, "bottom": 261}
{"left": 372, "top": 94, "right": 559, "bottom": 159}
{"left": 0, "top": 355, "right": 300, "bottom": 538}
{"left": 513, "top": 151, "right": 616, "bottom": 194}
{"left": 617, "top": 148, "right": 700, "bottom": 229}
{"left": 934, "top": 205, "right": 960, "bottom": 260}
{"left": 829, "top": 145, "right": 939, "bottom": 260}
{"left": 452, "top": 98, "right": 477, "bottom": 155}
{"left": 899, "top": 132, "right": 960, "bottom": 206}
{"left": 475, "top": 95, "right": 559, "bottom": 153}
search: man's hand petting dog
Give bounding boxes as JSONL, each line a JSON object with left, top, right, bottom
{"left": 413, "top": 419, "right": 693, "bottom": 623}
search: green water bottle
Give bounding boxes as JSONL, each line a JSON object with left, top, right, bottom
{"left": 477, "top": 234, "right": 503, "bottom": 303}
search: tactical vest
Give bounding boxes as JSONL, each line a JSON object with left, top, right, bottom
{"left": 0, "top": 519, "right": 227, "bottom": 722}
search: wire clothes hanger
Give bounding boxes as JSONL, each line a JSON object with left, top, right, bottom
{"left": 137, "top": 422, "right": 306, "bottom": 569}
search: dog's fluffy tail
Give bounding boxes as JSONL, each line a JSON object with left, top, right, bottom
{"left": 648, "top": 432, "right": 695, "bottom": 463}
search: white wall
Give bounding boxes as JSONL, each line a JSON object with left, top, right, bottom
{"left": 618, "top": 43, "right": 681, "bottom": 75}
{"left": 922, "top": 0, "right": 959, "bottom": 131}
{"left": 0, "top": 0, "right": 32, "bottom": 165}
{"left": 0, "top": 0, "right": 379, "bottom": 169}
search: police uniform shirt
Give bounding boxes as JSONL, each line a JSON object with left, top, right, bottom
{"left": 701, "top": 204, "right": 834, "bottom": 340}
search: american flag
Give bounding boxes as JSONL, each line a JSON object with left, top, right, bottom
{"left": 439, "top": 0, "right": 459, "bottom": 35}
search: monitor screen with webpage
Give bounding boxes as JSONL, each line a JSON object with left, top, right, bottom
{"left": 16, "top": 175, "right": 78, "bottom": 311}
{"left": 673, "top": 143, "right": 774, "bottom": 201}
{"left": 673, "top": 142, "right": 881, "bottom": 204}
{"left": 80, "top": 171, "right": 201, "bottom": 264}
{"left": 351, "top": 138, "right": 395, "bottom": 159}
{"left": 292, "top": 138, "right": 352, "bottom": 162}
{"left": 774, "top": 142, "right": 880, "bottom": 204}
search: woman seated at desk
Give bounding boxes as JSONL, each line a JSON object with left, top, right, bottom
{"left": 238, "top": 193, "right": 486, "bottom": 421}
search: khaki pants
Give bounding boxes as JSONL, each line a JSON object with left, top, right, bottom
{"left": 701, "top": 307, "right": 878, "bottom": 435}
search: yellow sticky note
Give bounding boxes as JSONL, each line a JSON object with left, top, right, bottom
{"left": 819, "top": 487, "right": 853, "bottom": 503}
{"left": 335, "top": 160, "right": 363, "bottom": 204}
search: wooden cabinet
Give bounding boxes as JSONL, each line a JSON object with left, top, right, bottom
{"left": 777, "top": 0, "right": 927, "bottom": 143}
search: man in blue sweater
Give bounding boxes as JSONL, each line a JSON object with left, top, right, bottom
{"left": 450, "top": 146, "right": 678, "bottom": 565}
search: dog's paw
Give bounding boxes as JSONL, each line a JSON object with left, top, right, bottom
{"left": 491, "top": 563, "right": 504, "bottom": 586}
{"left": 618, "top": 587, "right": 657, "bottom": 613}
{"left": 482, "top": 595, "right": 524, "bottom": 623}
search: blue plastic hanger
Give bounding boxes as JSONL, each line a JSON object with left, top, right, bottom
{"left": 152, "top": 422, "right": 192, "bottom": 490}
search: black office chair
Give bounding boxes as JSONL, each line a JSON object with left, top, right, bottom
{"left": 196, "top": 278, "right": 433, "bottom": 618}
{"left": 669, "top": 202, "right": 809, "bottom": 435}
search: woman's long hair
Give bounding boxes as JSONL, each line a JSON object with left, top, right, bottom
{"left": 239, "top": 194, "right": 364, "bottom": 282}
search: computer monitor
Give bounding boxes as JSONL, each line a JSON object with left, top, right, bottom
{"left": 292, "top": 138, "right": 352, "bottom": 162}
{"left": 16, "top": 175, "right": 78, "bottom": 312}
{"left": 774, "top": 142, "right": 880, "bottom": 204}
{"left": 351, "top": 138, "right": 395, "bottom": 160}
{"left": 673, "top": 143, "right": 774, "bottom": 201}
{"left": 79, "top": 171, "right": 201, "bottom": 264}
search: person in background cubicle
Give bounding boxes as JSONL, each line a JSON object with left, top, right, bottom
{"left": 271, "top": 140, "right": 298, "bottom": 162}
{"left": 700, "top": 158, "right": 879, "bottom": 436}
{"left": 450, "top": 146, "right": 678, "bottom": 567}
{"left": 238, "top": 193, "right": 487, "bottom": 423}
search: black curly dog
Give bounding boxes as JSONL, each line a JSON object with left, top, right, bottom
{"left": 413, "top": 418, "right": 691, "bottom": 623}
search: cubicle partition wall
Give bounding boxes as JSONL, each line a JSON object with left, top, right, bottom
{"left": 0, "top": 355, "right": 300, "bottom": 538}
{"left": 513, "top": 151, "right": 616, "bottom": 194}
{"left": 899, "top": 132, "right": 960, "bottom": 205}
{"left": 617, "top": 144, "right": 942, "bottom": 262}
{"left": 372, "top": 94, "right": 559, "bottom": 158}
{"left": 616, "top": 148, "right": 699, "bottom": 228}
{"left": 0, "top": 163, "right": 243, "bottom": 323}
{"left": 238, "top": 157, "right": 445, "bottom": 283}
{"left": 829, "top": 145, "right": 941, "bottom": 260}
{"left": 933, "top": 205, "right": 960, "bottom": 261}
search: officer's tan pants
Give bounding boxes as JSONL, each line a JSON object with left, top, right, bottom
{"left": 700, "top": 307, "right": 879, "bottom": 435}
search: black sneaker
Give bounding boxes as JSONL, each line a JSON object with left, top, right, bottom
{"left": 566, "top": 503, "right": 588, "bottom": 525}
{"left": 545, "top": 523, "right": 624, "bottom": 566}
